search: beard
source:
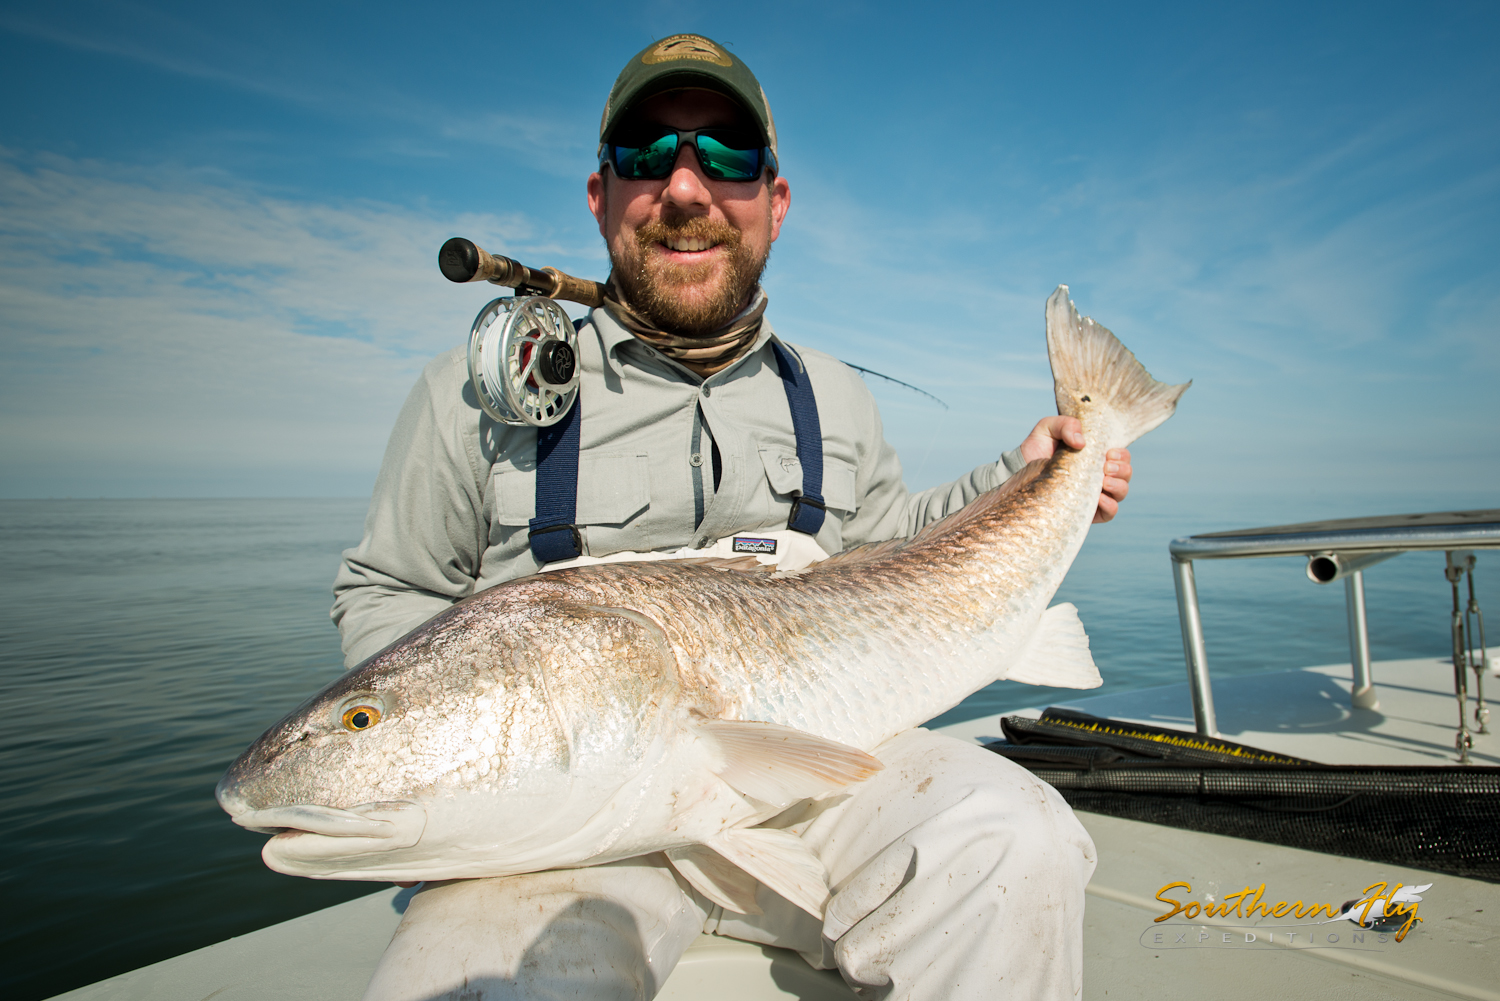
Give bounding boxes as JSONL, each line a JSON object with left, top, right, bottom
{"left": 611, "top": 213, "right": 769, "bottom": 335}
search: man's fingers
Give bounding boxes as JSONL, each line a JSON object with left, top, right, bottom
{"left": 1019, "top": 416, "right": 1087, "bottom": 464}
{"left": 1094, "top": 447, "right": 1134, "bottom": 522}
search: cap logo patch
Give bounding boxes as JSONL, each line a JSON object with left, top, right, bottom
{"left": 642, "top": 34, "right": 732, "bottom": 67}
{"left": 732, "top": 536, "right": 778, "bottom": 555}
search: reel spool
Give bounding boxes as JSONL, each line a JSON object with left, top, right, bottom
{"left": 467, "top": 297, "right": 580, "bottom": 427}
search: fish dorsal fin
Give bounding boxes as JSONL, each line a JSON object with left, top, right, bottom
{"left": 665, "top": 844, "right": 764, "bottom": 915}
{"left": 1005, "top": 602, "right": 1103, "bottom": 689}
{"left": 674, "top": 556, "right": 773, "bottom": 572}
{"left": 906, "top": 459, "right": 1050, "bottom": 542}
{"left": 787, "top": 460, "right": 1055, "bottom": 577}
{"left": 706, "top": 827, "right": 830, "bottom": 918}
{"left": 695, "top": 719, "right": 883, "bottom": 808}
{"left": 793, "top": 536, "right": 909, "bottom": 572}
{"left": 816, "top": 460, "right": 1051, "bottom": 570}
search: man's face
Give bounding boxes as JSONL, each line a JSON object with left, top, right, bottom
{"left": 587, "top": 89, "right": 791, "bottom": 334}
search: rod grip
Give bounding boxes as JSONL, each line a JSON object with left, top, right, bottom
{"left": 541, "top": 267, "right": 608, "bottom": 308}
{"left": 438, "top": 238, "right": 604, "bottom": 306}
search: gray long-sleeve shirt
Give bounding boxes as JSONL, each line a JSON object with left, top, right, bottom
{"left": 332, "top": 305, "right": 1026, "bottom": 667}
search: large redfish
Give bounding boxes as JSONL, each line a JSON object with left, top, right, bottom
{"left": 216, "top": 286, "right": 1188, "bottom": 918}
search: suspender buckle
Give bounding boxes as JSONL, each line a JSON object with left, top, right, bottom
{"left": 771, "top": 340, "right": 828, "bottom": 537}
{"left": 787, "top": 494, "right": 826, "bottom": 535}
{"left": 528, "top": 522, "right": 583, "bottom": 563}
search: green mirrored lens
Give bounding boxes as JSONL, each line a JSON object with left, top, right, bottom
{"left": 614, "top": 133, "right": 679, "bottom": 179}
{"left": 608, "top": 129, "right": 766, "bottom": 181}
{"left": 696, "top": 134, "right": 762, "bottom": 180}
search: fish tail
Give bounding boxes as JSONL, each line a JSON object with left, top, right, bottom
{"left": 1045, "top": 285, "right": 1190, "bottom": 449}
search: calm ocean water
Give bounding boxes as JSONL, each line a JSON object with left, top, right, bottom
{"left": 1, "top": 494, "right": 1494, "bottom": 999}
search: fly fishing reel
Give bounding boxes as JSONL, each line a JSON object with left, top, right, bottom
{"left": 467, "top": 296, "right": 580, "bottom": 427}
{"left": 441, "top": 238, "right": 607, "bottom": 427}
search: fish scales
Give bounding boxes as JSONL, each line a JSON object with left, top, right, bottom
{"left": 538, "top": 426, "right": 1107, "bottom": 751}
{"left": 217, "top": 285, "right": 1188, "bottom": 913}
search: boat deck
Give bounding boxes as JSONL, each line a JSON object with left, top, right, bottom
{"left": 1017, "top": 653, "right": 1500, "bottom": 1001}
{"left": 50, "top": 655, "right": 1500, "bottom": 1001}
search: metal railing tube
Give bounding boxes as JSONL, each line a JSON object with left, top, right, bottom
{"left": 1169, "top": 523, "right": 1500, "bottom": 562}
{"left": 1344, "top": 570, "right": 1379, "bottom": 709}
{"left": 1172, "top": 555, "right": 1219, "bottom": 736}
{"left": 1307, "top": 550, "right": 1401, "bottom": 584}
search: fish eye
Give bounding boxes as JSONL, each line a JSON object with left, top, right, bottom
{"left": 341, "top": 704, "right": 382, "bottom": 731}
{"left": 333, "top": 691, "right": 390, "bottom": 732}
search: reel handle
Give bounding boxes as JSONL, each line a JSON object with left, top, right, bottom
{"left": 439, "top": 237, "right": 607, "bottom": 308}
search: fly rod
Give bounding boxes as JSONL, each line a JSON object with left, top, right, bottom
{"left": 438, "top": 237, "right": 607, "bottom": 308}
{"left": 436, "top": 237, "right": 948, "bottom": 410}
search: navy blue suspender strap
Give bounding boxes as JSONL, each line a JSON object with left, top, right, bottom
{"left": 528, "top": 340, "right": 826, "bottom": 564}
{"left": 527, "top": 399, "right": 584, "bottom": 563}
{"left": 771, "top": 341, "right": 827, "bottom": 536}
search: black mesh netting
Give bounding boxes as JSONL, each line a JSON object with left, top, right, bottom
{"left": 990, "top": 709, "right": 1500, "bottom": 883}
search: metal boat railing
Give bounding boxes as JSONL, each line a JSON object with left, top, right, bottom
{"left": 1168, "top": 509, "right": 1500, "bottom": 754}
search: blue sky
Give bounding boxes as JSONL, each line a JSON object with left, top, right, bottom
{"left": 1, "top": 1, "right": 1496, "bottom": 513}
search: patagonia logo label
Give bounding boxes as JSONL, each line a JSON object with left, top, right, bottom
{"left": 732, "top": 537, "right": 778, "bottom": 555}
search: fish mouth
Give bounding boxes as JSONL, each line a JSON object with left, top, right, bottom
{"left": 230, "top": 802, "right": 415, "bottom": 838}
{"left": 224, "top": 800, "right": 429, "bottom": 877}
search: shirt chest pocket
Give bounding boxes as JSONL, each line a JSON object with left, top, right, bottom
{"left": 493, "top": 452, "right": 652, "bottom": 527}
{"left": 757, "top": 449, "right": 858, "bottom": 514}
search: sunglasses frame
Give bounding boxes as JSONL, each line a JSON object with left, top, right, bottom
{"left": 600, "top": 126, "right": 778, "bottom": 183}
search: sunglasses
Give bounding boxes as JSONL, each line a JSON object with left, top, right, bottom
{"left": 600, "top": 126, "right": 778, "bottom": 182}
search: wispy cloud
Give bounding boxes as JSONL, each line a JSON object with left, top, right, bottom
{"left": 759, "top": 98, "right": 1500, "bottom": 494}
{"left": 0, "top": 148, "right": 567, "bottom": 495}
{"left": 2, "top": 4, "right": 1495, "bottom": 500}
{"left": 437, "top": 114, "right": 597, "bottom": 178}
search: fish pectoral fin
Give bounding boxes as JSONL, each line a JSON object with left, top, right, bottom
{"left": 707, "top": 827, "right": 829, "bottom": 919}
{"left": 1005, "top": 602, "right": 1103, "bottom": 689}
{"left": 665, "top": 844, "right": 764, "bottom": 915}
{"left": 695, "top": 719, "right": 883, "bottom": 808}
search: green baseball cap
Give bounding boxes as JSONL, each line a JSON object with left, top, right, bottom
{"left": 599, "top": 34, "right": 777, "bottom": 157}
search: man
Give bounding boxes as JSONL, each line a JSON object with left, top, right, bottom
{"left": 335, "top": 34, "right": 1130, "bottom": 1001}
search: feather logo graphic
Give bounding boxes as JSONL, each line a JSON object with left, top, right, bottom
{"left": 1334, "top": 882, "right": 1430, "bottom": 941}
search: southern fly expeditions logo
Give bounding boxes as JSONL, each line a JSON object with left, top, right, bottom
{"left": 1143, "top": 880, "right": 1431, "bottom": 951}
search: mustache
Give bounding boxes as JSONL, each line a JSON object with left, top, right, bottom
{"left": 635, "top": 215, "right": 742, "bottom": 251}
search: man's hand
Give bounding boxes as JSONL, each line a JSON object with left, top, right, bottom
{"left": 1018, "top": 416, "right": 1132, "bottom": 523}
